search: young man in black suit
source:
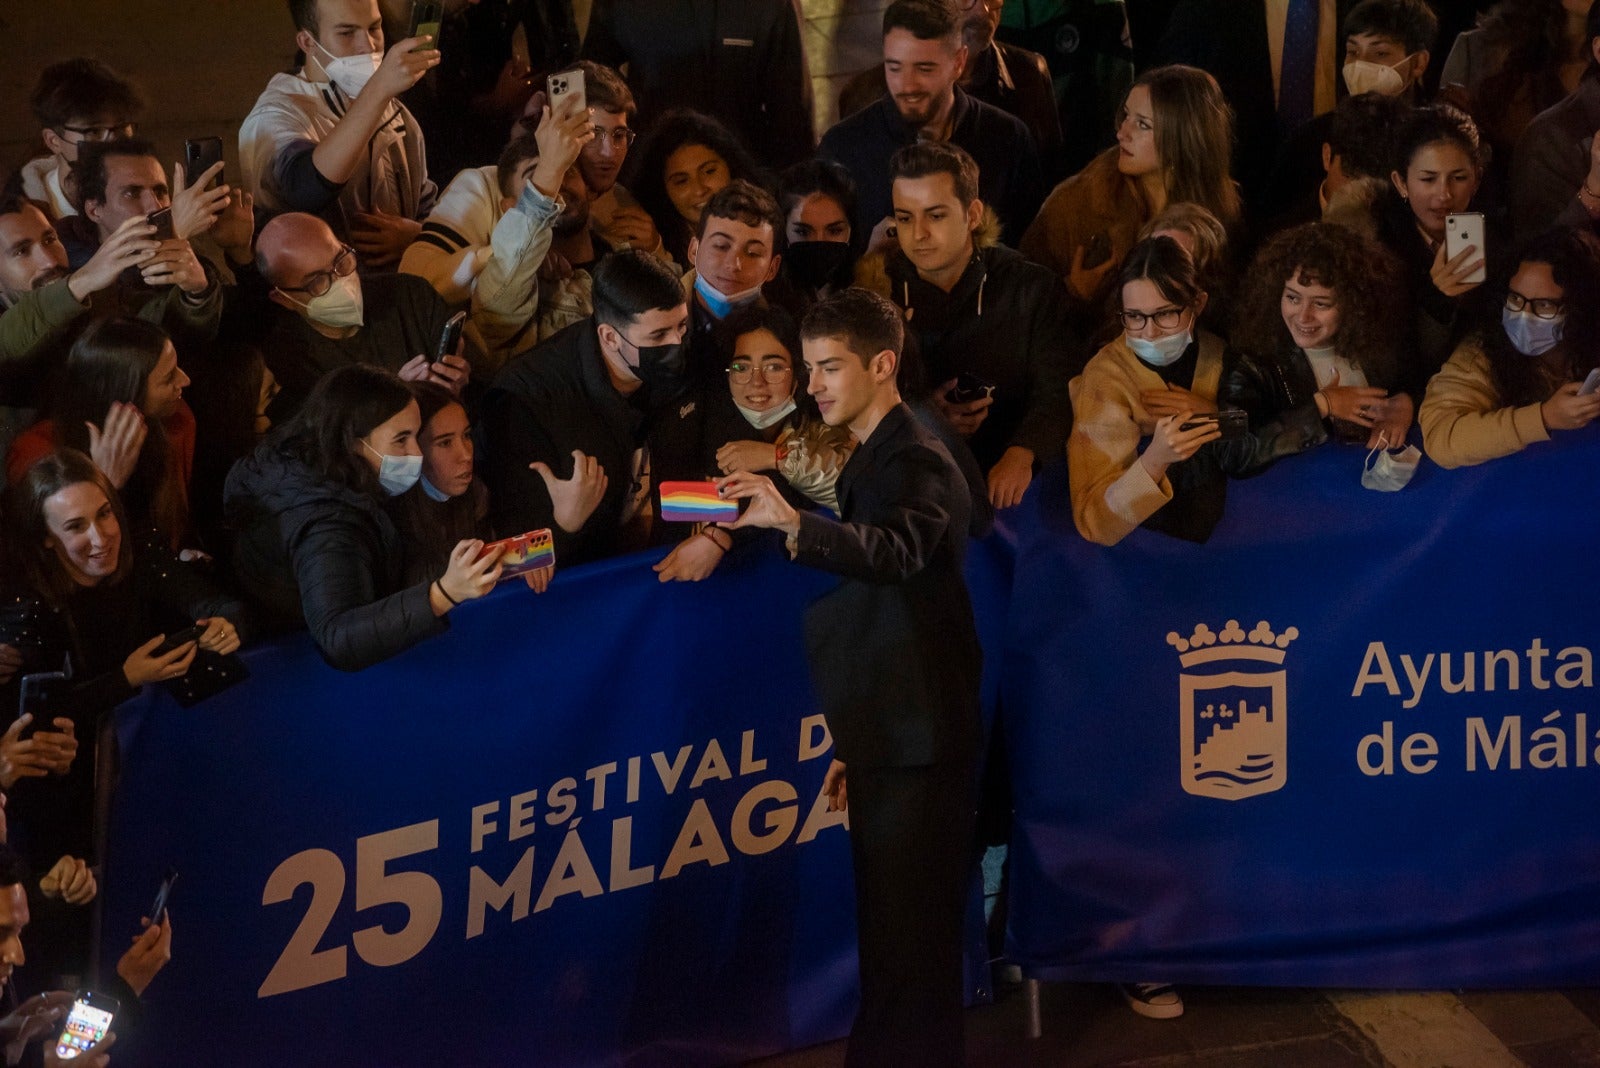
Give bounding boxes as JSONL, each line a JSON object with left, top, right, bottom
{"left": 718, "top": 288, "right": 982, "bottom": 1066}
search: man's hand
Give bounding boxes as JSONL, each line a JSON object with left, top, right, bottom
{"left": 369, "top": 36, "right": 442, "bottom": 101}
{"left": 987, "top": 446, "right": 1034, "bottom": 509}
{"left": 168, "top": 161, "right": 229, "bottom": 240}
{"left": 716, "top": 439, "right": 779, "bottom": 475}
{"left": 822, "top": 759, "right": 847, "bottom": 812}
{"left": 209, "top": 188, "right": 256, "bottom": 259}
{"left": 605, "top": 206, "right": 660, "bottom": 251}
{"left": 0, "top": 716, "right": 54, "bottom": 790}
{"left": 39, "top": 856, "right": 96, "bottom": 906}
{"left": 932, "top": 378, "right": 992, "bottom": 438}
{"left": 866, "top": 216, "right": 898, "bottom": 256}
{"left": 350, "top": 210, "right": 421, "bottom": 268}
{"left": 68, "top": 215, "right": 157, "bottom": 301}
{"left": 716, "top": 471, "right": 799, "bottom": 536}
{"left": 30, "top": 718, "right": 76, "bottom": 776}
{"left": 0, "top": 644, "right": 20, "bottom": 688}
{"left": 116, "top": 915, "right": 173, "bottom": 997}
{"left": 0, "top": 991, "right": 73, "bottom": 1063}
{"left": 652, "top": 532, "right": 727, "bottom": 583}
{"left": 397, "top": 353, "right": 470, "bottom": 397}
{"left": 44, "top": 1028, "right": 114, "bottom": 1068}
{"left": 483, "top": 55, "right": 536, "bottom": 117}
{"left": 195, "top": 617, "right": 241, "bottom": 657}
{"left": 529, "top": 104, "right": 594, "bottom": 198}
{"left": 86, "top": 401, "right": 147, "bottom": 489}
{"left": 139, "top": 239, "right": 210, "bottom": 294}
{"left": 530, "top": 450, "right": 609, "bottom": 534}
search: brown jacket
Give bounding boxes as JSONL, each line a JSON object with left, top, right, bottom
{"left": 1019, "top": 146, "right": 1152, "bottom": 317}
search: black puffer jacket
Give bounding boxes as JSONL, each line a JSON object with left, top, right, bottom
{"left": 224, "top": 445, "right": 445, "bottom": 671}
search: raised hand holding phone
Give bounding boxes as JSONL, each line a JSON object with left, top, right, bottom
{"left": 715, "top": 471, "right": 799, "bottom": 535}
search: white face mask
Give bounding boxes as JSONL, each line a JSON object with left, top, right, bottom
{"left": 736, "top": 395, "right": 797, "bottom": 430}
{"left": 281, "top": 271, "right": 365, "bottom": 329}
{"left": 1361, "top": 432, "right": 1421, "bottom": 492}
{"left": 312, "top": 37, "right": 382, "bottom": 98}
{"left": 1342, "top": 56, "right": 1412, "bottom": 98}
{"left": 362, "top": 439, "right": 423, "bottom": 495}
{"left": 1127, "top": 328, "right": 1193, "bottom": 368}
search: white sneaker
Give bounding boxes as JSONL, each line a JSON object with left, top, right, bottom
{"left": 1120, "top": 982, "right": 1184, "bottom": 1019}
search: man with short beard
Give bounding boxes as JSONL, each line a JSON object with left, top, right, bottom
{"left": 820, "top": 0, "right": 1044, "bottom": 249}
{"left": 402, "top": 97, "right": 600, "bottom": 368}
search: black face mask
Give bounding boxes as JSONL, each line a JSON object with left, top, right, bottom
{"left": 622, "top": 337, "right": 686, "bottom": 392}
{"left": 784, "top": 240, "right": 854, "bottom": 291}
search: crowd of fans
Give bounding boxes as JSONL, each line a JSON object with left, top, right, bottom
{"left": 0, "top": 0, "right": 1594, "bottom": 1055}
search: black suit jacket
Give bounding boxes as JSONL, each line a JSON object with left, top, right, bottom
{"left": 582, "top": 0, "right": 814, "bottom": 169}
{"left": 792, "top": 403, "right": 983, "bottom": 770}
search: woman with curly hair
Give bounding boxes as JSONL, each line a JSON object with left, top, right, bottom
{"left": 1420, "top": 227, "right": 1600, "bottom": 468}
{"left": 1440, "top": 0, "right": 1595, "bottom": 163}
{"left": 1021, "top": 65, "right": 1240, "bottom": 329}
{"left": 623, "top": 109, "right": 767, "bottom": 267}
{"left": 1221, "top": 222, "right": 1409, "bottom": 473}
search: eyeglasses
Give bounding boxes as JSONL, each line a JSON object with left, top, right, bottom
{"left": 1505, "top": 290, "right": 1564, "bottom": 320}
{"left": 726, "top": 360, "right": 793, "bottom": 384}
{"left": 56, "top": 122, "right": 137, "bottom": 142}
{"left": 280, "top": 245, "right": 357, "bottom": 297}
{"left": 1119, "top": 306, "right": 1188, "bottom": 331}
{"left": 586, "top": 126, "right": 637, "bottom": 148}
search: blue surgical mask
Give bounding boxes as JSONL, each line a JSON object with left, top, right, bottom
{"left": 1502, "top": 307, "right": 1565, "bottom": 357}
{"left": 694, "top": 273, "right": 763, "bottom": 320}
{"left": 1127, "top": 328, "right": 1193, "bottom": 368}
{"left": 420, "top": 474, "right": 451, "bottom": 502}
{"left": 363, "top": 439, "right": 423, "bottom": 496}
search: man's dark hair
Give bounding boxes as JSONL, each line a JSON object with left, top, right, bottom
{"left": 0, "top": 845, "right": 27, "bottom": 889}
{"left": 0, "top": 194, "right": 45, "bottom": 222}
{"left": 890, "top": 142, "right": 980, "bottom": 207}
{"left": 572, "top": 60, "right": 634, "bottom": 119}
{"left": 695, "top": 180, "right": 784, "bottom": 241}
{"left": 592, "top": 250, "right": 686, "bottom": 330}
{"left": 1328, "top": 92, "right": 1411, "bottom": 180}
{"left": 29, "top": 58, "right": 143, "bottom": 131}
{"left": 882, "top": 0, "right": 960, "bottom": 43}
{"left": 496, "top": 134, "right": 542, "bottom": 199}
{"left": 287, "top": 0, "right": 319, "bottom": 34}
{"left": 801, "top": 287, "right": 905, "bottom": 371}
{"left": 71, "top": 137, "right": 160, "bottom": 208}
{"left": 1342, "top": 0, "right": 1439, "bottom": 55}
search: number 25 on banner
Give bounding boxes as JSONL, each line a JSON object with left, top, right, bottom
{"left": 258, "top": 820, "right": 441, "bottom": 998}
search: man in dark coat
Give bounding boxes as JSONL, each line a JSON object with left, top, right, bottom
{"left": 1510, "top": 13, "right": 1600, "bottom": 241}
{"left": 719, "top": 288, "right": 982, "bottom": 1067}
{"left": 581, "top": 0, "right": 814, "bottom": 169}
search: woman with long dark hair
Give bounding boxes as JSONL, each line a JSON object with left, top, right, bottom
{"left": 7, "top": 317, "right": 194, "bottom": 549}
{"left": 1421, "top": 227, "right": 1600, "bottom": 467}
{"left": 225, "top": 365, "right": 501, "bottom": 671}
{"left": 624, "top": 109, "right": 766, "bottom": 267}
{"left": 1223, "top": 222, "right": 1410, "bottom": 469}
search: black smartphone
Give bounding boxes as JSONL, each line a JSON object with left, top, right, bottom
{"left": 1178, "top": 409, "right": 1248, "bottom": 440}
{"left": 148, "top": 867, "right": 178, "bottom": 926}
{"left": 946, "top": 371, "right": 996, "bottom": 405}
{"left": 433, "top": 310, "right": 466, "bottom": 366}
{"left": 54, "top": 990, "right": 118, "bottom": 1060}
{"left": 408, "top": 1, "right": 443, "bottom": 51}
{"left": 152, "top": 625, "right": 204, "bottom": 657}
{"left": 183, "top": 136, "right": 225, "bottom": 189}
{"left": 17, "top": 671, "right": 66, "bottom": 737}
{"left": 1081, "top": 231, "right": 1112, "bottom": 271}
{"left": 146, "top": 207, "right": 174, "bottom": 241}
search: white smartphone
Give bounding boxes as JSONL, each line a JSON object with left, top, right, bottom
{"left": 546, "top": 68, "right": 587, "bottom": 118}
{"left": 54, "top": 990, "right": 117, "bottom": 1060}
{"left": 1578, "top": 368, "right": 1600, "bottom": 396}
{"left": 1445, "top": 212, "right": 1486, "bottom": 285}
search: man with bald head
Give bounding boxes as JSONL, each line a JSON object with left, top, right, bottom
{"left": 256, "top": 211, "right": 467, "bottom": 417}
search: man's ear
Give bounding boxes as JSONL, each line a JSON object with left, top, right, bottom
{"left": 41, "top": 129, "right": 69, "bottom": 160}
{"left": 686, "top": 236, "right": 699, "bottom": 269}
{"left": 965, "top": 198, "right": 984, "bottom": 235}
{"left": 1321, "top": 142, "right": 1333, "bottom": 175}
{"left": 82, "top": 198, "right": 106, "bottom": 229}
{"left": 267, "top": 288, "right": 296, "bottom": 312}
{"left": 873, "top": 348, "right": 898, "bottom": 383}
{"left": 1408, "top": 50, "right": 1431, "bottom": 85}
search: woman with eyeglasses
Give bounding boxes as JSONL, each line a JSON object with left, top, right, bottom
{"left": 652, "top": 304, "right": 853, "bottom": 583}
{"left": 1221, "top": 223, "right": 1410, "bottom": 472}
{"left": 1069, "top": 236, "right": 1239, "bottom": 547}
{"left": 1021, "top": 65, "right": 1240, "bottom": 330}
{"left": 1420, "top": 227, "right": 1600, "bottom": 468}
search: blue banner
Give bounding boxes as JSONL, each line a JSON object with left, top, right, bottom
{"left": 1006, "top": 437, "right": 1600, "bottom": 987}
{"left": 100, "top": 535, "right": 1013, "bottom": 1068}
